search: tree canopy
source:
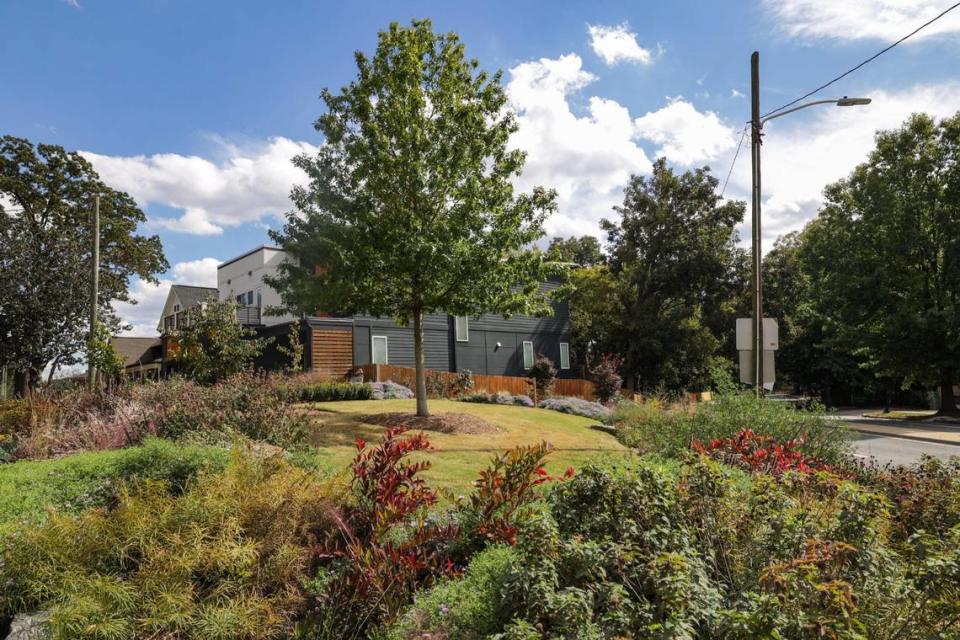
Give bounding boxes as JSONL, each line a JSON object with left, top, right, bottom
{"left": 267, "top": 20, "right": 557, "bottom": 416}
{"left": 547, "top": 235, "right": 605, "bottom": 267}
{"left": 171, "top": 299, "right": 267, "bottom": 384}
{"left": 0, "top": 136, "right": 167, "bottom": 394}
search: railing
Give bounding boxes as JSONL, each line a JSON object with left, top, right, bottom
{"left": 359, "top": 364, "right": 598, "bottom": 401}
{"left": 235, "top": 306, "right": 261, "bottom": 326}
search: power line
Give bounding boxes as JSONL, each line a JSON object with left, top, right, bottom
{"left": 762, "top": 0, "right": 960, "bottom": 119}
{"left": 720, "top": 125, "right": 748, "bottom": 198}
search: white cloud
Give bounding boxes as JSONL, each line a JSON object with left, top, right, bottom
{"left": 634, "top": 98, "right": 738, "bottom": 166}
{"left": 81, "top": 137, "right": 319, "bottom": 235}
{"left": 765, "top": 0, "right": 960, "bottom": 42}
{"left": 731, "top": 89, "right": 745, "bottom": 98}
{"left": 587, "top": 23, "right": 654, "bottom": 66}
{"left": 113, "top": 258, "right": 219, "bottom": 336}
{"left": 506, "top": 54, "right": 652, "bottom": 238}
{"left": 721, "top": 82, "right": 960, "bottom": 247}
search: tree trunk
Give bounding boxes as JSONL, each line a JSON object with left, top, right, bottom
{"left": 413, "top": 307, "right": 429, "bottom": 417}
{"left": 13, "top": 368, "right": 38, "bottom": 398}
{"left": 937, "top": 368, "right": 958, "bottom": 416}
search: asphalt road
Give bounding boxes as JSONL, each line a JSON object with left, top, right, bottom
{"left": 850, "top": 432, "right": 960, "bottom": 465}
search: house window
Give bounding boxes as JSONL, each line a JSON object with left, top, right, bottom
{"left": 372, "top": 335, "right": 389, "bottom": 364}
{"left": 559, "top": 342, "right": 570, "bottom": 370}
{"left": 454, "top": 316, "right": 469, "bottom": 342}
{"left": 256, "top": 288, "right": 262, "bottom": 308}
{"left": 173, "top": 304, "right": 180, "bottom": 313}
{"left": 236, "top": 294, "right": 244, "bottom": 305}
{"left": 522, "top": 341, "right": 534, "bottom": 369}
{"left": 246, "top": 291, "right": 254, "bottom": 305}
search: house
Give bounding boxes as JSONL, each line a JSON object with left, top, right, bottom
{"left": 153, "top": 245, "right": 575, "bottom": 379}
{"left": 109, "top": 336, "right": 163, "bottom": 380}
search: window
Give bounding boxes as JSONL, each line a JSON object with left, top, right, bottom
{"left": 236, "top": 294, "right": 244, "bottom": 305}
{"left": 372, "top": 335, "right": 389, "bottom": 364}
{"left": 256, "top": 288, "right": 262, "bottom": 308}
{"left": 454, "top": 316, "right": 469, "bottom": 342}
{"left": 559, "top": 342, "right": 570, "bottom": 370}
{"left": 173, "top": 304, "right": 180, "bottom": 313}
{"left": 246, "top": 291, "right": 254, "bottom": 305}
{"left": 522, "top": 341, "right": 534, "bottom": 369}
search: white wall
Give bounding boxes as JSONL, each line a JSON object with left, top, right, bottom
{"left": 217, "top": 246, "right": 296, "bottom": 326}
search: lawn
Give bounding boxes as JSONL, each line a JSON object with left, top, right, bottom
{"left": 302, "top": 399, "right": 631, "bottom": 493}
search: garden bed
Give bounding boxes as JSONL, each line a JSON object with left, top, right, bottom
{"left": 359, "top": 411, "right": 500, "bottom": 435}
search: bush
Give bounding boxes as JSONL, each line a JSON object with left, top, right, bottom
{"left": 387, "top": 546, "right": 517, "bottom": 640}
{"left": 282, "top": 381, "right": 372, "bottom": 402}
{"left": 456, "top": 391, "right": 534, "bottom": 407}
{"left": 0, "top": 450, "right": 337, "bottom": 638}
{"left": 526, "top": 354, "right": 556, "bottom": 399}
{"left": 615, "top": 392, "right": 850, "bottom": 464}
{"left": 588, "top": 353, "right": 624, "bottom": 403}
{"left": 693, "top": 428, "right": 835, "bottom": 476}
{"left": 0, "top": 438, "right": 229, "bottom": 533}
{"left": 369, "top": 380, "right": 415, "bottom": 400}
{"left": 538, "top": 396, "right": 612, "bottom": 422}
{"left": 129, "top": 372, "right": 309, "bottom": 448}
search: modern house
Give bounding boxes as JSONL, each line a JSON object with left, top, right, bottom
{"left": 154, "top": 245, "right": 575, "bottom": 379}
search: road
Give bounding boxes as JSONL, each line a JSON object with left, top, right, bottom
{"left": 850, "top": 432, "right": 960, "bottom": 466}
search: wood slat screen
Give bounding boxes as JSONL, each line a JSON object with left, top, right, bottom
{"left": 310, "top": 328, "right": 354, "bottom": 378}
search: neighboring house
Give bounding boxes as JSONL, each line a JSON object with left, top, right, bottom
{"left": 109, "top": 336, "right": 163, "bottom": 380}
{"left": 217, "top": 245, "right": 296, "bottom": 327}
{"left": 146, "top": 245, "right": 574, "bottom": 380}
{"left": 156, "top": 284, "right": 218, "bottom": 333}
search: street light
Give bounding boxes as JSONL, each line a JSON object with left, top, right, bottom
{"left": 749, "top": 50, "right": 871, "bottom": 397}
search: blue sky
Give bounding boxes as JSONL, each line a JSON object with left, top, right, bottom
{"left": 3, "top": 0, "right": 960, "bottom": 335}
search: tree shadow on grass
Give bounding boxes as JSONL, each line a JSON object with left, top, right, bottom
{"left": 307, "top": 412, "right": 391, "bottom": 448}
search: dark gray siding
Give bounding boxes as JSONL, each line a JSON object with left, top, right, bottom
{"left": 351, "top": 314, "right": 449, "bottom": 370}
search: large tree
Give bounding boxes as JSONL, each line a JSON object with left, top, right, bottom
{"left": 268, "top": 20, "right": 557, "bottom": 416}
{"left": 595, "top": 159, "right": 745, "bottom": 391}
{"left": 800, "top": 113, "right": 960, "bottom": 414}
{"left": 547, "top": 235, "right": 605, "bottom": 267}
{"left": 0, "top": 136, "right": 167, "bottom": 395}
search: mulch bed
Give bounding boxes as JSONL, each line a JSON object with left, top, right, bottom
{"left": 360, "top": 412, "right": 500, "bottom": 435}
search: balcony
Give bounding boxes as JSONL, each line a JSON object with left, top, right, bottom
{"left": 236, "top": 306, "right": 261, "bottom": 326}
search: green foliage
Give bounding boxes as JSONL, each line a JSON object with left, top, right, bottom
{"left": 615, "top": 393, "right": 850, "bottom": 464}
{"left": 267, "top": 19, "right": 557, "bottom": 416}
{"left": 276, "top": 322, "right": 305, "bottom": 373}
{"left": 574, "top": 159, "right": 746, "bottom": 392}
{"left": 546, "top": 235, "right": 605, "bottom": 267}
{"left": 171, "top": 299, "right": 269, "bottom": 384}
{"left": 0, "top": 438, "right": 228, "bottom": 533}
{"left": 87, "top": 321, "right": 125, "bottom": 379}
{"left": 0, "top": 450, "right": 337, "bottom": 639}
{"left": 386, "top": 546, "right": 517, "bottom": 640}
{"left": 0, "top": 135, "right": 167, "bottom": 392}
{"left": 280, "top": 381, "right": 372, "bottom": 402}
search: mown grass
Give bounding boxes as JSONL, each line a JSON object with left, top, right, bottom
{"left": 302, "top": 399, "right": 631, "bottom": 493}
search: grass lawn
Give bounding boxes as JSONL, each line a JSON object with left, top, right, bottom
{"left": 302, "top": 399, "right": 631, "bottom": 493}
{"left": 863, "top": 409, "right": 938, "bottom": 420}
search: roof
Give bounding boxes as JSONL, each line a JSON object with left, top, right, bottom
{"left": 109, "top": 336, "right": 162, "bottom": 368}
{"left": 171, "top": 284, "right": 218, "bottom": 309}
{"left": 217, "top": 245, "right": 284, "bottom": 271}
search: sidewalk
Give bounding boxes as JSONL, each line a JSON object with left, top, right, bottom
{"left": 829, "top": 413, "right": 960, "bottom": 446}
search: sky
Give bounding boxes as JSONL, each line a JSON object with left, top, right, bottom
{"left": 3, "top": 0, "right": 960, "bottom": 337}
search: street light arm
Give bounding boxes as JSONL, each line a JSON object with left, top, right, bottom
{"left": 760, "top": 99, "right": 844, "bottom": 127}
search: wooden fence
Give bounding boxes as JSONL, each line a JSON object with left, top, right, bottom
{"left": 359, "top": 364, "right": 597, "bottom": 401}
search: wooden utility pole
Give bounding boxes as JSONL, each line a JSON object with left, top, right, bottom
{"left": 87, "top": 195, "right": 100, "bottom": 389}
{"left": 750, "top": 52, "right": 764, "bottom": 397}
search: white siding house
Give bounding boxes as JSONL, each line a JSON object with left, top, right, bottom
{"left": 217, "top": 245, "right": 296, "bottom": 327}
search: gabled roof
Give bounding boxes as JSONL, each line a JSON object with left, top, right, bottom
{"left": 170, "top": 284, "right": 218, "bottom": 309}
{"left": 109, "top": 336, "right": 162, "bottom": 368}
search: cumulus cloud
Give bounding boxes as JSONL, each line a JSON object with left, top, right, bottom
{"left": 81, "top": 137, "right": 319, "bottom": 235}
{"left": 764, "top": 0, "right": 960, "bottom": 42}
{"left": 587, "top": 23, "right": 654, "bottom": 66}
{"left": 634, "top": 98, "right": 738, "bottom": 166}
{"left": 720, "top": 82, "right": 960, "bottom": 247}
{"left": 113, "top": 258, "right": 220, "bottom": 336}
{"left": 506, "top": 54, "right": 652, "bottom": 237}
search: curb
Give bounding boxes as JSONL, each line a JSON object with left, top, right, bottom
{"left": 843, "top": 424, "right": 960, "bottom": 447}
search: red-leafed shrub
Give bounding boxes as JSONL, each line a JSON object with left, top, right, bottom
{"left": 692, "top": 428, "right": 834, "bottom": 476}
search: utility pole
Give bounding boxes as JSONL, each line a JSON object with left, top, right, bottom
{"left": 87, "top": 195, "right": 100, "bottom": 389}
{"left": 750, "top": 51, "right": 764, "bottom": 397}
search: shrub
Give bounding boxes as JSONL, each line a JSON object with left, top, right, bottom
{"left": 457, "top": 391, "right": 534, "bottom": 407}
{"left": 282, "top": 381, "right": 372, "bottom": 402}
{"left": 693, "top": 428, "right": 835, "bottom": 476}
{"left": 129, "top": 372, "right": 309, "bottom": 448}
{"left": 538, "top": 396, "right": 612, "bottom": 422}
{"left": 387, "top": 546, "right": 517, "bottom": 640}
{"left": 526, "top": 354, "right": 556, "bottom": 399}
{"left": 615, "top": 392, "right": 850, "bottom": 464}
{"left": 0, "top": 451, "right": 337, "bottom": 638}
{"left": 369, "top": 380, "right": 415, "bottom": 400}
{"left": 588, "top": 353, "right": 624, "bottom": 403}
{"left": 0, "top": 438, "right": 229, "bottom": 533}
{"left": 170, "top": 298, "right": 269, "bottom": 383}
